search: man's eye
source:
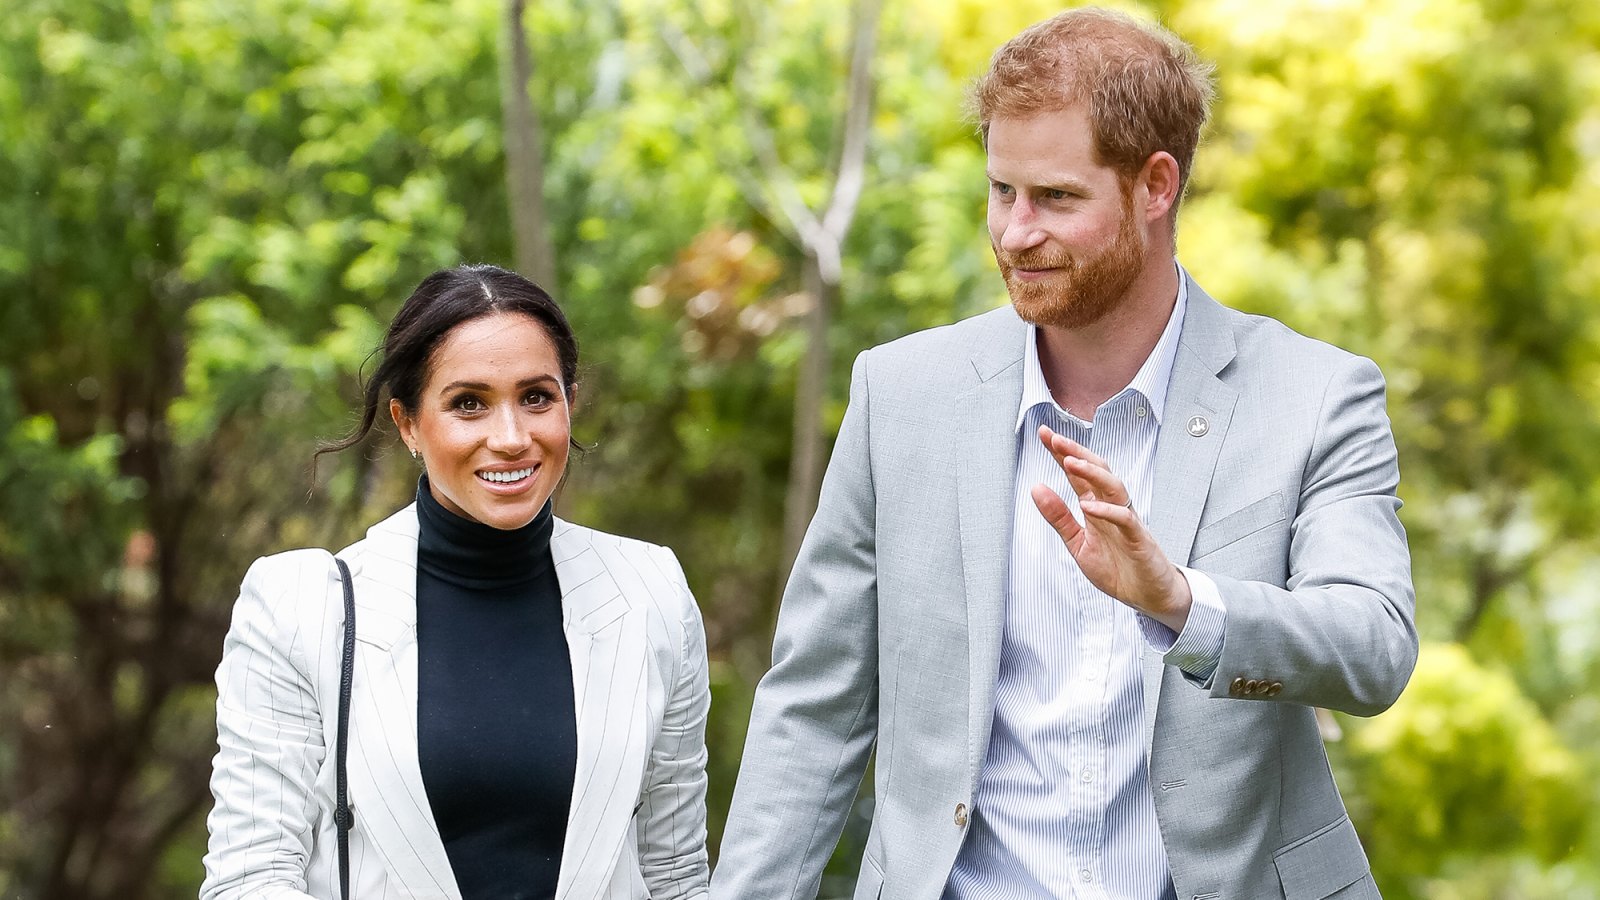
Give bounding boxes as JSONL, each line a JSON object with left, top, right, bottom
{"left": 1045, "top": 189, "right": 1069, "bottom": 200}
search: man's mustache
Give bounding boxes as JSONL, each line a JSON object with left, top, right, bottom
{"left": 998, "top": 248, "right": 1074, "bottom": 271}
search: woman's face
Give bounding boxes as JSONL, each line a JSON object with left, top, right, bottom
{"left": 391, "top": 312, "right": 572, "bottom": 530}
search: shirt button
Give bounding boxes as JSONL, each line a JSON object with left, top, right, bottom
{"left": 1080, "top": 768, "right": 1095, "bottom": 783}
{"left": 1136, "top": 405, "right": 1148, "bottom": 418}
{"left": 1079, "top": 869, "right": 1093, "bottom": 883}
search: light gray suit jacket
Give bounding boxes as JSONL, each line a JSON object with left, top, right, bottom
{"left": 714, "top": 280, "right": 1417, "bottom": 900}
{"left": 202, "top": 505, "right": 711, "bottom": 900}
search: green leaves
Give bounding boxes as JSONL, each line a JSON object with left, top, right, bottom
{"left": 1343, "top": 643, "right": 1589, "bottom": 889}
{"left": 3, "top": 0, "right": 1600, "bottom": 894}
{"left": 0, "top": 372, "right": 141, "bottom": 600}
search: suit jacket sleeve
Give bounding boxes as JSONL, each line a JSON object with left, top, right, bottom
{"left": 1205, "top": 354, "right": 1418, "bottom": 715}
{"left": 201, "top": 554, "right": 326, "bottom": 900}
{"left": 712, "top": 351, "right": 881, "bottom": 900}
{"left": 636, "top": 546, "right": 712, "bottom": 900}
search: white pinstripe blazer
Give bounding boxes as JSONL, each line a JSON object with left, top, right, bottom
{"left": 201, "top": 505, "right": 710, "bottom": 900}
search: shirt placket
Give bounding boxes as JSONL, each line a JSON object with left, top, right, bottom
{"left": 1054, "top": 411, "right": 1112, "bottom": 900}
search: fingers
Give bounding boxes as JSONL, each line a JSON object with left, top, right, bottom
{"left": 1036, "top": 425, "right": 1141, "bottom": 535}
{"left": 1078, "top": 493, "right": 1141, "bottom": 536}
{"left": 1038, "top": 425, "right": 1111, "bottom": 472}
{"left": 1030, "top": 483, "right": 1081, "bottom": 544}
{"left": 1040, "top": 426, "right": 1129, "bottom": 504}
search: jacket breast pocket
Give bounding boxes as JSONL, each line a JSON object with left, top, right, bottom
{"left": 1273, "top": 815, "right": 1372, "bottom": 899}
{"left": 1191, "top": 491, "right": 1286, "bottom": 562}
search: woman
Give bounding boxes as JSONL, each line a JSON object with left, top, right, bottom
{"left": 200, "top": 265, "right": 710, "bottom": 900}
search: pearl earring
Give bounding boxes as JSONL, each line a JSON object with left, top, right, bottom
{"left": 410, "top": 447, "right": 418, "bottom": 460}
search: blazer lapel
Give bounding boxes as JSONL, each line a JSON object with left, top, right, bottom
{"left": 1141, "top": 280, "right": 1240, "bottom": 752}
{"left": 551, "top": 522, "right": 650, "bottom": 900}
{"left": 956, "top": 308, "right": 1028, "bottom": 787}
{"left": 341, "top": 505, "right": 462, "bottom": 900}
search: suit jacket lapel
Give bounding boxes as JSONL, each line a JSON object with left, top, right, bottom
{"left": 551, "top": 521, "right": 649, "bottom": 900}
{"left": 957, "top": 308, "right": 1027, "bottom": 786}
{"left": 1142, "top": 279, "right": 1240, "bottom": 752}
{"left": 342, "top": 505, "right": 462, "bottom": 900}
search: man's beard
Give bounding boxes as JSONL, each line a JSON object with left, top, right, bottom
{"left": 996, "top": 197, "right": 1145, "bottom": 330}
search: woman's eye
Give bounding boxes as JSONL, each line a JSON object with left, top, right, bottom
{"left": 453, "top": 395, "right": 485, "bottom": 412}
{"left": 524, "top": 390, "right": 553, "bottom": 408}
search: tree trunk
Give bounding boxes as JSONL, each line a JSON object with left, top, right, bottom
{"left": 772, "top": 0, "right": 880, "bottom": 590}
{"left": 499, "top": 0, "right": 558, "bottom": 288}
{"left": 779, "top": 254, "right": 836, "bottom": 578}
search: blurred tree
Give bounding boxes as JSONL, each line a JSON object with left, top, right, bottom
{"left": 644, "top": 0, "right": 885, "bottom": 582}
{"left": 1170, "top": 0, "right": 1600, "bottom": 656}
{"left": 1340, "top": 643, "right": 1588, "bottom": 898}
{"left": 1167, "top": 0, "right": 1600, "bottom": 890}
{"left": 2, "top": 0, "right": 1599, "bottom": 896}
{"left": 501, "top": 0, "right": 559, "bottom": 287}
{"left": 0, "top": 0, "right": 513, "bottom": 894}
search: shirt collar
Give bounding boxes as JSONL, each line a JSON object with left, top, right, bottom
{"left": 1014, "top": 262, "right": 1190, "bottom": 432}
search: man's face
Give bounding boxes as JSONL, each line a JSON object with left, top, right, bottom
{"left": 986, "top": 106, "right": 1148, "bottom": 330}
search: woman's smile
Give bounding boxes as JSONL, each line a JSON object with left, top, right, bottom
{"left": 393, "top": 311, "right": 573, "bottom": 530}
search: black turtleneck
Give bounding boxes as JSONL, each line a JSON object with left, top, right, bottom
{"left": 414, "top": 476, "right": 575, "bottom": 900}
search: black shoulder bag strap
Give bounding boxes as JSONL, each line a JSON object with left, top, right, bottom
{"left": 333, "top": 557, "right": 357, "bottom": 900}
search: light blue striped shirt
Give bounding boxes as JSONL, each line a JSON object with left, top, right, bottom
{"left": 945, "top": 271, "right": 1226, "bottom": 900}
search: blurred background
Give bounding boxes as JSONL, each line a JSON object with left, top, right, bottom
{"left": 3, "top": 0, "right": 1600, "bottom": 896}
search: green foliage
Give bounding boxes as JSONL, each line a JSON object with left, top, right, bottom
{"left": 1342, "top": 643, "right": 1590, "bottom": 894}
{"left": 2, "top": 0, "right": 1599, "bottom": 896}
{"left": 1175, "top": 0, "right": 1600, "bottom": 647}
{"left": 0, "top": 372, "right": 143, "bottom": 599}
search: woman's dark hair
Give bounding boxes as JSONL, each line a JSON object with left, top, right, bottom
{"left": 317, "top": 264, "right": 580, "bottom": 460}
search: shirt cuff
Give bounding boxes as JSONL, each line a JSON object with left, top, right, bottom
{"left": 1138, "top": 567, "right": 1226, "bottom": 682}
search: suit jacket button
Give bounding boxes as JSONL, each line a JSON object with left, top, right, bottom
{"left": 1230, "top": 677, "right": 1244, "bottom": 697}
{"left": 954, "top": 803, "right": 968, "bottom": 827}
{"left": 1244, "top": 679, "right": 1260, "bottom": 695}
{"left": 1267, "top": 682, "right": 1283, "bottom": 696}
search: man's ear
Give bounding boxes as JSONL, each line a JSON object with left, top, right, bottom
{"left": 1140, "top": 151, "right": 1182, "bottom": 223}
{"left": 390, "top": 398, "right": 416, "bottom": 454}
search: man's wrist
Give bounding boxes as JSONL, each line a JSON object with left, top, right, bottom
{"left": 1146, "top": 564, "right": 1193, "bottom": 633}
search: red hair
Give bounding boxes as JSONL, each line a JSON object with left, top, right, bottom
{"left": 972, "top": 8, "right": 1214, "bottom": 205}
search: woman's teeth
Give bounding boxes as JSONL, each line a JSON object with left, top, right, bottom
{"left": 478, "top": 467, "right": 533, "bottom": 484}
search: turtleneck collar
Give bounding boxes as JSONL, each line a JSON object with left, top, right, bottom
{"left": 415, "top": 474, "right": 555, "bottom": 590}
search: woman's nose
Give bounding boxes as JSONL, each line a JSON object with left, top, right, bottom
{"left": 485, "top": 405, "right": 531, "bottom": 454}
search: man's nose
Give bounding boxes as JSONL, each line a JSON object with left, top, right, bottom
{"left": 998, "top": 198, "right": 1046, "bottom": 254}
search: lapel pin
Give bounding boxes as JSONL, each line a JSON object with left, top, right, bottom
{"left": 1187, "top": 415, "right": 1209, "bottom": 437}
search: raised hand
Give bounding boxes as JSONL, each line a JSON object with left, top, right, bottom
{"left": 1029, "top": 424, "right": 1192, "bottom": 632}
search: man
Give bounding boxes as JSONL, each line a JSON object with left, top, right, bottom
{"left": 713, "top": 8, "right": 1415, "bottom": 900}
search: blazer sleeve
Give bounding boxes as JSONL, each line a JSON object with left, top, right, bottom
{"left": 200, "top": 553, "right": 327, "bottom": 900}
{"left": 1205, "top": 354, "right": 1419, "bottom": 715}
{"left": 712, "top": 350, "right": 881, "bottom": 900}
{"left": 635, "top": 546, "right": 711, "bottom": 900}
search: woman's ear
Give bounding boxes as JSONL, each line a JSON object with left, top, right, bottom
{"left": 389, "top": 398, "right": 417, "bottom": 456}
